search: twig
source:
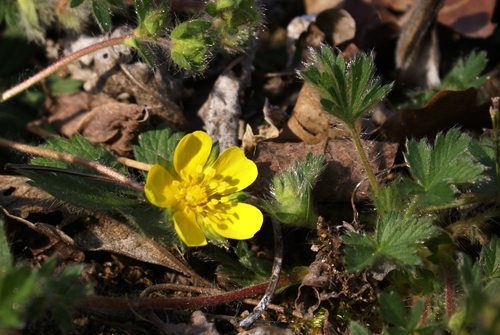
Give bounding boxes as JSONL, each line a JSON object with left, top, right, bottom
{"left": 79, "top": 271, "right": 304, "bottom": 310}
{"left": 0, "top": 137, "right": 144, "bottom": 193}
{"left": 117, "top": 157, "right": 153, "bottom": 171}
{"left": 1, "top": 34, "right": 134, "bottom": 103}
{"left": 239, "top": 217, "right": 284, "bottom": 329}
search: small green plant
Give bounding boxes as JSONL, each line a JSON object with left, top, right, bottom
{"left": 299, "top": 44, "right": 500, "bottom": 334}
{"left": 0, "top": 215, "right": 91, "bottom": 331}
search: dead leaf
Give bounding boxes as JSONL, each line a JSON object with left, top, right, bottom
{"left": 33, "top": 91, "right": 148, "bottom": 157}
{"left": 250, "top": 139, "right": 398, "bottom": 203}
{"left": 158, "top": 310, "right": 220, "bottom": 335}
{"left": 438, "top": 0, "right": 497, "bottom": 39}
{"left": 242, "top": 100, "right": 282, "bottom": 157}
{"left": 376, "top": 88, "right": 492, "bottom": 144}
{"left": 315, "top": 8, "right": 356, "bottom": 46}
{"left": 304, "top": 0, "right": 343, "bottom": 14}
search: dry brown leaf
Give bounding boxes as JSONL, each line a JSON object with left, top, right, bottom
{"left": 304, "top": 0, "right": 344, "bottom": 14}
{"left": 250, "top": 139, "right": 398, "bottom": 203}
{"left": 242, "top": 99, "right": 282, "bottom": 157}
{"left": 376, "top": 88, "right": 492, "bottom": 144}
{"left": 438, "top": 0, "right": 497, "bottom": 38}
{"left": 315, "top": 8, "right": 356, "bottom": 46}
{"left": 277, "top": 82, "right": 352, "bottom": 144}
{"left": 32, "top": 91, "right": 147, "bottom": 157}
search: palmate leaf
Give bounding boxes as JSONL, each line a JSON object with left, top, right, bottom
{"left": 91, "top": 0, "right": 111, "bottom": 32}
{"left": 401, "top": 129, "right": 485, "bottom": 206}
{"left": 299, "top": 45, "right": 392, "bottom": 127}
{"left": 469, "top": 137, "right": 498, "bottom": 193}
{"left": 481, "top": 235, "right": 500, "bottom": 279}
{"left": 134, "top": 125, "right": 183, "bottom": 166}
{"left": 342, "top": 212, "right": 437, "bottom": 272}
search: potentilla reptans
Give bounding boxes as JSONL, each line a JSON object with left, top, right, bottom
{"left": 144, "top": 131, "right": 263, "bottom": 247}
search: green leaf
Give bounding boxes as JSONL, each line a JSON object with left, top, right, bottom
{"left": 401, "top": 129, "right": 484, "bottom": 206}
{"left": 342, "top": 212, "right": 437, "bottom": 272}
{"left": 70, "top": 0, "right": 86, "bottom": 7}
{"left": 0, "top": 213, "right": 12, "bottom": 272}
{"left": 45, "top": 74, "right": 83, "bottom": 94}
{"left": 407, "top": 298, "right": 425, "bottom": 330}
{"left": 350, "top": 321, "right": 371, "bottom": 335}
{"left": 378, "top": 291, "right": 407, "bottom": 328}
{"left": 134, "top": 125, "right": 183, "bottom": 169}
{"left": 374, "top": 184, "right": 404, "bottom": 217}
{"left": 299, "top": 45, "right": 392, "bottom": 127}
{"left": 481, "top": 235, "right": 500, "bottom": 278}
{"left": 125, "top": 38, "right": 155, "bottom": 67}
{"left": 25, "top": 134, "right": 142, "bottom": 211}
{"left": 91, "top": 0, "right": 111, "bottom": 32}
{"left": 469, "top": 137, "right": 498, "bottom": 193}
{"left": 441, "top": 50, "right": 488, "bottom": 90}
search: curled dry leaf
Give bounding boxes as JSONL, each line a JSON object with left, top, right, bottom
{"left": 376, "top": 88, "right": 492, "bottom": 144}
{"left": 242, "top": 99, "right": 282, "bottom": 157}
{"left": 198, "top": 73, "right": 242, "bottom": 151}
{"left": 250, "top": 139, "right": 398, "bottom": 203}
{"left": 33, "top": 91, "right": 148, "bottom": 157}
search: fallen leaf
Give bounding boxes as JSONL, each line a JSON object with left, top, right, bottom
{"left": 315, "top": 8, "right": 356, "bottom": 47}
{"left": 250, "top": 139, "right": 398, "bottom": 203}
{"left": 32, "top": 91, "right": 148, "bottom": 157}
{"left": 438, "top": 0, "right": 497, "bottom": 38}
{"left": 376, "top": 88, "right": 492, "bottom": 144}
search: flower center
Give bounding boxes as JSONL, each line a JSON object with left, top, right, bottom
{"left": 174, "top": 166, "right": 229, "bottom": 215}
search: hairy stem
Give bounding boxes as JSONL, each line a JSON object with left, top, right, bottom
{"left": 79, "top": 271, "right": 305, "bottom": 310}
{"left": 239, "top": 217, "right": 284, "bottom": 329}
{"left": 0, "top": 34, "right": 134, "bottom": 103}
{"left": 0, "top": 137, "right": 144, "bottom": 193}
{"left": 424, "top": 193, "right": 496, "bottom": 213}
{"left": 404, "top": 194, "right": 422, "bottom": 220}
{"left": 348, "top": 126, "right": 380, "bottom": 198}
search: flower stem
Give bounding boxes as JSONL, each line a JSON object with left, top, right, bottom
{"left": 0, "top": 137, "right": 144, "bottom": 193}
{"left": 79, "top": 271, "right": 305, "bottom": 310}
{"left": 348, "top": 125, "right": 380, "bottom": 198}
{"left": 239, "top": 217, "right": 284, "bottom": 329}
{"left": 0, "top": 34, "right": 134, "bottom": 103}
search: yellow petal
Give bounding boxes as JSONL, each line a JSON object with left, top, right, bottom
{"left": 208, "top": 203, "right": 263, "bottom": 240}
{"left": 144, "top": 165, "right": 180, "bottom": 208}
{"left": 174, "top": 131, "right": 212, "bottom": 177}
{"left": 211, "top": 147, "right": 258, "bottom": 194}
{"left": 173, "top": 210, "right": 207, "bottom": 247}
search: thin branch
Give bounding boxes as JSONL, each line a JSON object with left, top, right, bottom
{"left": 0, "top": 137, "right": 144, "bottom": 193}
{"left": 239, "top": 217, "right": 284, "bottom": 329}
{"left": 1, "top": 34, "right": 134, "bottom": 103}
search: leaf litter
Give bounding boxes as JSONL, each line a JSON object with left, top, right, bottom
{"left": 1, "top": 0, "right": 500, "bottom": 334}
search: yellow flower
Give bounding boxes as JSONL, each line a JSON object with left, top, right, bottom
{"left": 144, "top": 131, "right": 263, "bottom": 247}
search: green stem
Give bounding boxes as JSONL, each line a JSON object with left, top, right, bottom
{"left": 424, "top": 193, "right": 497, "bottom": 212}
{"left": 494, "top": 127, "right": 500, "bottom": 191}
{"left": 0, "top": 33, "right": 135, "bottom": 103}
{"left": 404, "top": 194, "right": 422, "bottom": 220}
{"left": 348, "top": 125, "right": 380, "bottom": 198}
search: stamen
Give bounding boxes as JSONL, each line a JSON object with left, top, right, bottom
{"left": 216, "top": 183, "right": 227, "bottom": 193}
{"left": 211, "top": 199, "right": 219, "bottom": 205}
{"left": 207, "top": 202, "right": 215, "bottom": 210}
{"left": 172, "top": 180, "right": 180, "bottom": 187}
{"left": 220, "top": 197, "right": 229, "bottom": 203}
{"left": 205, "top": 167, "right": 216, "bottom": 179}
{"left": 196, "top": 165, "right": 203, "bottom": 174}
{"left": 196, "top": 206, "right": 204, "bottom": 213}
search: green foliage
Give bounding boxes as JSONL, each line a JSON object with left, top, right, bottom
{"left": 135, "top": 0, "right": 168, "bottom": 39}
{"left": 262, "top": 153, "right": 325, "bottom": 227}
{"left": 24, "top": 134, "right": 143, "bottom": 211}
{"left": 481, "top": 235, "right": 500, "bottom": 279}
{"left": 299, "top": 45, "right": 392, "bottom": 128}
{"left": 398, "top": 50, "right": 488, "bottom": 109}
{"left": 0, "top": 216, "right": 91, "bottom": 331}
{"left": 204, "top": 0, "right": 260, "bottom": 53}
{"left": 171, "top": 20, "right": 214, "bottom": 72}
{"left": 469, "top": 136, "right": 499, "bottom": 193}
{"left": 342, "top": 212, "right": 437, "bottom": 272}
{"left": 400, "top": 129, "right": 485, "bottom": 206}
{"left": 133, "top": 124, "right": 183, "bottom": 170}
{"left": 91, "top": 0, "right": 112, "bottom": 32}
{"left": 350, "top": 321, "right": 371, "bottom": 335}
